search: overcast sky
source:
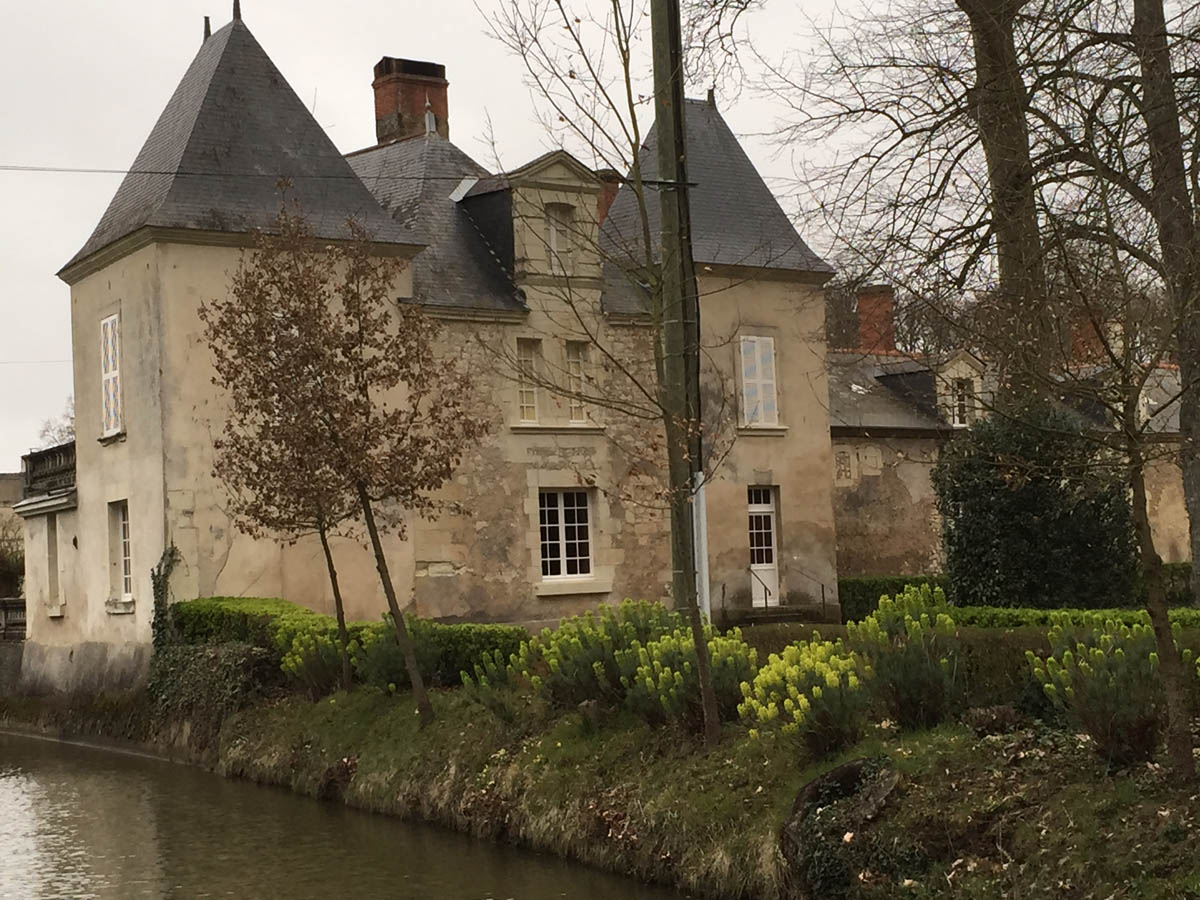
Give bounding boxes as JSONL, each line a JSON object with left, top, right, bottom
{"left": 0, "top": 0, "right": 837, "bottom": 472}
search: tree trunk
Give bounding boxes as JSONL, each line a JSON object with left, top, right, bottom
{"left": 650, "top": 0, "right": 721, "bottom": 747}
{"left": 316, "top": 519, "right": 353, "bottom": 692}
{"left": 355, "top": 480, "right": 434, "bottom": 726}
{"left": 1131, "top": 0, "right": 1200, "bottom": 609}
{"left": 956, "top": 0, "right": 1052, "bottom": 387}
{"left": 1131, "top": 450, "right": 1195, "bottom": 778}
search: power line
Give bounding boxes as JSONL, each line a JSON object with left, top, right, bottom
{"left": 0, "top": 163, "right": 679, "bottom": 186}
{"left": 0, "top": 163, "right": 463, "bottom": 182}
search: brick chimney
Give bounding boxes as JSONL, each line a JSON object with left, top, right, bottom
{"left": 373, "top": 57, "right": 449, "bottom": 144}
{"left": 856, "top": 284, "right": 896, "bottom": 352}
{"left": 595, "top": 168, "right": 621, "bottom": 225}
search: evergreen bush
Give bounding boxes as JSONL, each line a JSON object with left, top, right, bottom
{"left": 352, "top": 615, "right": 526, "bottom": 690}
{"left": 282, "top": 630, "right": 345, "bottom": 699}
{"left": 931, "top": 403, "right": 1140, "bottom": 609}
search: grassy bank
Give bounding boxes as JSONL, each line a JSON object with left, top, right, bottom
{"left": 216, "top": 686, "right": 1200, "bottom": 899}
{"left": 7, "top": 590, "right": 1200, "bottom": 898}
{"left": 4, "top": 681, "right": 1198, "bottom": 898}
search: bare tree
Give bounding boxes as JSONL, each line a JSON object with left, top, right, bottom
{"left": 484, "top": 0, "right": 816, "bottom": 744}
{"left": 37, "top": 395, "right": 74, "bottom": 449}
{"left": 774, "top": 0, "right": 1200, "bottom": 774}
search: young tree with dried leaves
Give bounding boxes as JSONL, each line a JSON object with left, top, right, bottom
{"left": 201, "top": 209, "right": 361, "bottom": 689}
{"left": 203, "top": 204, "right": 488, "bottom": 725}
{"left": 322, "top": 219, "right": 489, "bottom": 727}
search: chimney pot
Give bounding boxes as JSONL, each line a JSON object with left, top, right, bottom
{"left": 856, "top": 284, "right": 896, "bottom": 352}
{"left": 372, "top": 57, "right": 449, "bottom": 144}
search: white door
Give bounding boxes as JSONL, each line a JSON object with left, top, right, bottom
{"left": 748, "top": 487, "right": 779, "bottom": 607}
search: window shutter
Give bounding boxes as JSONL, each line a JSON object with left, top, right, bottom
{"left": 757, "top": 337, "right": 778, "bottom": 425}
{"left": 741, "top": 336, "right": 778, "bottom": 426}
{"left": 101, "top": 314, "right": 122, "bottom": 436}
{"left": 740, "top": 337, "right": 759, "bottom": 425}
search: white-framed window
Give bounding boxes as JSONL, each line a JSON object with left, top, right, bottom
{"left": 951, "top": 377, "right": 975, "bottom": 428}
{"left": 566, "top": 341, "right": 588, "bottom": 422}
{"left": 747, "top": 487, "right": 776, "bottom": 567}
{"left": 110, "top": 500, "right": 132, "bottom": 600}
{"left": 740, "top": 335, "right": 778, "bottom": 427}
{"left": 517, "top": 338, "right": 541, "bottom": 423}
{"left": 546, "top": 203, "right": 574, "bottom": 275}
{"left": 100, "top": 313, "right": 123, "bottom": 436}
{"left": 539, "top": 489, "right": 592, "bottom": 578}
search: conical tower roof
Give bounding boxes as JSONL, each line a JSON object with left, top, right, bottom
{"left": 62, "top": 17, "right": 417, "bottom": 278}
{"left": 600, "top": 98, "right": 831, "bottom": 276}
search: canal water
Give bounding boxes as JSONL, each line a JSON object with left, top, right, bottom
{"left": 0, "top": 732, "right": 687, "bottom": 899}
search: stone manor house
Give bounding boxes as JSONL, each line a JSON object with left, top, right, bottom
{"left": 16, "top": 13, "right": 840, "bottom": 690}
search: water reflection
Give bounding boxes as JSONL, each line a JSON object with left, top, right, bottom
{"left": 0, "top": 733, "right": 684, "bottom": 899}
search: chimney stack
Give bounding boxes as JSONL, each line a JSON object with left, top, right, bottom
{"left": 856, "top": 284, "right": 896, "bottom": 352}
{"left": 373, "top": 57, "right": 449, "bottom": 144}
{"left": 595, "top": 168, "right": 621, "bottom": 226}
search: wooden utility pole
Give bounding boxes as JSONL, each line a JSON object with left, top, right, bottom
{"left": 649, "top": 0, "right": 721, "bottom": 746}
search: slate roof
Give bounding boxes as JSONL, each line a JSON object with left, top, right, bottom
{"left": 827, "top": 351, "right": 948, "bottom": 432}
{"left": 600, "top": 98, "right": 833, "bottom": 276}
{"left": 63, "top": 18, "right": 415, "bottom": 275}
{"left": 348, "top": 134, "right": 520, "bottom": 311}
{"left": 829, "top": 348, "right": 1184, "bottom": 436}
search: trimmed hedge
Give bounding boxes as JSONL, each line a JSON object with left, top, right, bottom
{"left": 352, "top": 615, "right": 528, "bottom": 689}
{"left": 950, "top": 604, "right": 1200, "bottom": 629}
{"left": 168, "top": 597, "right": 330, "bottom": 652}
{"left": 838, "top": 562, "right": 1194, "bottom": 623}
{"left": 168, "top": 597, "right": 527, "bottom": 694}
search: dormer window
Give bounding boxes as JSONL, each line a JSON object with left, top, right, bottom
{"left": 546, "top": 203, "right": 574, "bottom": 275}
{"left": 952, "top": 377, "right": 975, "bottom": 428}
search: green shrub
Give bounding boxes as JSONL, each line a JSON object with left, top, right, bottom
{"left": 956, "top": 626, "right": 1054, "bottom": 717}
{"left": 480, "top": 599, "right": 684, "bottom": 707}
{"left": 838, "top": 575, "right": 949, "bottom": 624}
{"left": 1028, "top": 617, "right": 1195, "bottom": 766}
{"left": 412, "top": 617, "right": 527, "bottom": 687}
{"left": 932, "top": 403, "right": 1140, "bottom": 609}
{"left": 146, "top": 642, "right": 279, "bottom": 748}
{"left": 952, "top": 605, "right": 1200, "bottom": 629}
{"left": 1163, "top": 562, "right": 1194, "bottom": 607}
{"left": 620, "top": 626, "right": 757, "bottom": 728}
{"left": 168, "top": 597, "right": 330, "bottom": 653}
{"left": 845, "top": 584, "right": 959, "bottom": 729}
{"left": 352, "top": 615, "right": 527, "bottom": 690}
{"left": 739, "top": 637, "right": 870, "bottom": 757}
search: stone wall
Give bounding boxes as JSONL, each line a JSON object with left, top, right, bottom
{"left": 832, "top": 436, "right": 943, "bottom": 577}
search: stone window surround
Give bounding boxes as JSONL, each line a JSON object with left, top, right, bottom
{"left": 525, "top": 469, "right": 615, "bottom": 597}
